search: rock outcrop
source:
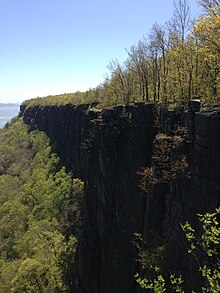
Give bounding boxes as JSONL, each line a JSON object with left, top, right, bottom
{"left": 21, "top": 102, "right": 220, "bottom": 293}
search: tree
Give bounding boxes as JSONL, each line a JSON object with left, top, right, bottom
{"left": 173, "top": 0, "right": 191, "bottom": 44}
{"left": 135, "top": 208, "right": 220, "bottom": 292}
{"left": 198, "top": 0, "right": 220, "bottom": 15}
{"left": 106, "top": 59, "right": 135, "bottom": 105}
{"left": 149, "top": 23, "right": 167, "bottom": 103}
{"left": 193, "top": 8, "right": 220, "bottom": 102}
{"left": 126, "top": 39, "right": 150, "bottom": 102}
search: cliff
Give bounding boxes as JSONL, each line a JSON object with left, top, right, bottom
{"left": 21, "top": 102, "right": 220, "bottom": 292}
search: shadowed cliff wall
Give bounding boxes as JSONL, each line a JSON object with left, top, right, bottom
{"left": 144, "top": 109, "right": 220, "bottom": 291}
{"left": 21, "top": 103, "right": 220, "bottom": 293}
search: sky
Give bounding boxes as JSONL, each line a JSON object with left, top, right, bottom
{"left": 0, "top": 0, "right": 201, "bottom": 104}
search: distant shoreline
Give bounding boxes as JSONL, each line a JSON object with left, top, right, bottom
{"left": 0, "top": 103, "right": 20, "bottom": 107}
{"left": 0, "top": 104, "right": 20, "bottom": 128}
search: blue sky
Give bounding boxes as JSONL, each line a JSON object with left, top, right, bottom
{"left": 0, "top": 0, "right": 200, "bottom": 103}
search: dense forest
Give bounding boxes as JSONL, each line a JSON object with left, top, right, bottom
{"left": 23, "top": 0, "right": 219, "bottom": 110}
{"left": 0, "top": 119, "right": 83, "bottom": 292}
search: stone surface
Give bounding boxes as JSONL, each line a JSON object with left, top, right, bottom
{"left": 21, "top": 103, "right": 220, "bottom": 293}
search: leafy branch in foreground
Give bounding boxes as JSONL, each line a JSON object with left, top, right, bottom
{"left": 135, "top": 207, "right": 220, "bottom": 292}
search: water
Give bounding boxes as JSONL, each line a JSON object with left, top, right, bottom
{"left": 0, "top": 105, "right": 20, "bottom": 128}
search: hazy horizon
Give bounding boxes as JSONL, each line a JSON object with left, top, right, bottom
{"left": 0, "top": 102, "right": 21, "bottom": 105}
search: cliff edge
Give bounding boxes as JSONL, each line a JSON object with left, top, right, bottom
{"left": 21, "top": 102, "right": 220, "bottom": 292}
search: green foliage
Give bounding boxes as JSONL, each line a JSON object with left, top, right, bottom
{"left": 133, "top": 232, "right": 166, "bottom": 272}
{"left": 19, "top": 2, "right": 219, "bottom": 110}
{"left": 182, "top": 208, "right": 220, "bottom": 292}
{"left": 135, "top": 272, "right": 166, "bottom": 292}
{"left": 58, "top": 235, "right": 78, "bottom": 289}
{"left": 0, "top": 119, "right": 84, "bottom": 292}
{"left": 22, "top": 89, "right": 101, "bottom": 108}
{"left": 135, "top": 208, "right": 220, "bottom": 292}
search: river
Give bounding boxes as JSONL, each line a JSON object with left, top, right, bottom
{"left": 0, "top": 105, "right": 20, "bottom": 128}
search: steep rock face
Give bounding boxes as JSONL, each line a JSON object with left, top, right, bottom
{"left": 22, "top": 103, "right": 157, "bottom": 293}
{"left": 144, "top": 109, "right": 220, "bottom": 291}
{"left": 74, "top": 105, "right": 156, "bottom": 293}
{"left": 21, "top": 103, "right": 220, "bottom": 293}
{"left": 22, "top": 103, "right": 99, "bottom": 178}
{"left": 193, "top": 111, "right": 220, "bottom": 205}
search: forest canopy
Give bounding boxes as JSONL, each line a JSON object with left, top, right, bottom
{"left": 0, "top": 119, "right": 83, "bottom": 292}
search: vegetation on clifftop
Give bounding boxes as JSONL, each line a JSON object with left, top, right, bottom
{"left": 22, "top": 0, "right": 220, "bottom": 110}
